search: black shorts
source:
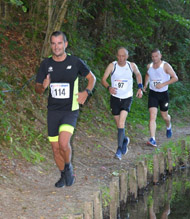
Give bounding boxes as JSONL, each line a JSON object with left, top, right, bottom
{"left": 47, "top": 109, "right": 79, "bottom": 140}
{"left": 110, "top": 95, "right": 133, "bottom": 115}
{"left": 148, "top": 89, "right": 169, "bottom": 112}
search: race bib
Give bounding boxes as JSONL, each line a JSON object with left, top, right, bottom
{"left": 150, "top": 79, "right": 162, "bottom": 88}
{"left": 114, "top": 79, "right": 128, "bottom": 90}
{"left": 50, "top": 83, "right": 70, "bottom": 99}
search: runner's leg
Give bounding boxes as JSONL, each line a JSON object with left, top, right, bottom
{"left": 160, "top": 111, "right": 171, "bottom": 128}
{"left": 114, "top": 111, "right": 128, "bottom": 154}
{"left": 51, "top": 141, "right": 65, "bottom": 171}
{"left": 59, "top": 131, "right": 72, "bottom": 164}
{"left": 149, "top": 107, "right": 158, "bottom": 139}
{"left": 59, "top": 131, "right": 75, "bottom": 186}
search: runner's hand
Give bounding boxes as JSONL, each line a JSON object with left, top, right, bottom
{"left": 77, "top": 91, "right": 88, "bottom": 105}
{"left": 43, "top": 74, "right": 51, "bottom": 89}
{"left": 143, "top": 86, "right": 147, "bottom": 92}
{"left": 136, "top": 89, "right": 143, "bottom": 98}
{"left": 108, "top": 87, "right": 117, "bottom": 95}
{"left": 155, "top": 83, "right": 164, "bottom": 89}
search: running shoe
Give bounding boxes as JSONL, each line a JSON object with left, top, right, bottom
{"left": 166, "top": 127, "right": 172, "bottom": 138}
{"left": 115, "top": 148, "right": 122, "bottom": 160}
{"left": 65, "top": 164, "right": 75, "bottom": 186}
{"left": 122, "top": 137, "right": 130, "bottom": 155}
{"left": 55, "top": 171, "right": 65, "bottom": 188}
{"left": 147, "top": 138, "right": 157, "bottom": 147}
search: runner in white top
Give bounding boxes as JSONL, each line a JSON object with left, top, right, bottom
{"left": 143, "top": 48, "right": 178, "bottom": 147}
{"left": 111, "top": 60, "right": 133, "bottom": 99}
{"left": 148, "top": 61, "right": 170, "bottom": 92}
{"left": 101, "top": 47, "right": 143, "bottom": 160}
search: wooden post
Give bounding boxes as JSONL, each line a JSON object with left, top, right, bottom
{"left": 109, "top": 177, "right": 120, "bottom": 219}
{"left": 93, "top": 191, "right": 103, "bottom": 219}
{"left": 144, "top": 158, "right": 148, "bottom": 187}
{"left": 84, "top": 202, "right": 93, "bottom": 219}
{"left": 153, "top": 154, "right": 159, "bottom": 184}
{"left": 167, "top": 148, "right": 173, "bottom": 174}
{"left": 120, "top": 171, "right": 128, "bottom": 206}
{"left": 137, "top": 161, "right": 145, "bottom": 195}
{"left": 159, "top": 152, "right": 165, "bottom": 180}
{"left": 128, "top": 168, "right": 137, "bottom": 201}
{"left": 187, "top": 142, "right": 190, "bottom": 165}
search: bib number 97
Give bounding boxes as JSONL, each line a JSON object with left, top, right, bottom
{"left": 118, "top": 82, "right": 124, "bottom": 88}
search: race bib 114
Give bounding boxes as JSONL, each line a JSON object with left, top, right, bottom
{"left": 50, "top": 83, "right": 70, "bottom": 99}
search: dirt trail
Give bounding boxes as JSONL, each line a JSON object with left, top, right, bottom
{"left": 0, "top": 123, "right": 190, "bottom": 219}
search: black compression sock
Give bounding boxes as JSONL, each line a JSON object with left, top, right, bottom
{"left": 65, "top": 163, "right": 71, "bottom": 170}
{"left": 118, "top": 128, "right": 125, "bottom": 149}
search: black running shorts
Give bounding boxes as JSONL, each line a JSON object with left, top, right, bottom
{"left": 47, "top": 110, "right": 79, "bottom": 142}
{"left": 110, "top": 95, "right": 133, "bottom": 115}
{"left": 148, "top": 89, "right": 169, "bottom": 112}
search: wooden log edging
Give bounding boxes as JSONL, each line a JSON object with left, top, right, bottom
{"left": 159, "top": 152, "right": 166, "bottom": 180}
{"left": 84, "top": 201, "right": 93, "bottom": 219}
{"left": 109, "top": 177, "right": 120, "bottom": 219}
{"left": 153, "top": 154, "right": 159, "bottom": 185}
{"left": 67, "top": 140, "right": 189, "bottom": 218}
{"left": 128, "top": 168, "right": 137, "bottom": 202}
{"left": 120, "top": 171, "right": 128, "bottom": 207}
{"left": 93, "top": 191, "right": 103, "bottom": 219}
{"left": 167, "top": 148, "right": 173, "bottom": 174}
{"left": 137, "top": 160, "right": 146, "bottom": 195}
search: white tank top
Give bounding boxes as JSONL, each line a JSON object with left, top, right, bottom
{"left": 148, "top": 61, "right": 170, "bottom": 92}
{"left": 111, "top": 61, "right": 133, "bottom": 99}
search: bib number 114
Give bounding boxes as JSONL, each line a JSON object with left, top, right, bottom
{"left": 50, "top": 83, "right": 70, "bottom": 99}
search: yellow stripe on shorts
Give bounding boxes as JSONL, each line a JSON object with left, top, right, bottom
{"left": 59, "top": 124, "right": 74, "bottom": 134}
{"left": 48, "top": 136, "right": 59, "bottom": 142}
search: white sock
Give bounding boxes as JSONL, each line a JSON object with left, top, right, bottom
{"left": 167, "top": 123, "right": 172, "bottom": 130}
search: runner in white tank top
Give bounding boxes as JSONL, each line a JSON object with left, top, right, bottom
{"left": 101, "top": 47, "right": 143, "bottom": 160}
{"left": 111, "top": 60, "right": 133, "bottom": 99}
{"left": 148, "top": 61, "right": 170, "bottom": 92}
{"left": 143, "top": 49, "right": 178, "bottom": 147}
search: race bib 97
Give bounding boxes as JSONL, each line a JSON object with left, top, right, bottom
{"left": 114, "top": 79, "right": 128, "bottom": 90}
{"left": 50, "top": 83, "right": 70, "bottom": 99}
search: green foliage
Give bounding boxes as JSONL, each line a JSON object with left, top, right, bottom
{"left": 14, "top": 146, "right": 45, "bottom": 163}
{"left": 94, "top": 144, "right": 102, "bottom": 151}
{"left": 9, "top": 0, "right": 27, "bottom": 12}
{"left": 0, "top": 65, "right": 48, "bottom": 164}
{"left": 169, "top": 81, "right": 190, "bottom": 114}
{"left": 101, "top": 186, "right": 112, "bottom": 207}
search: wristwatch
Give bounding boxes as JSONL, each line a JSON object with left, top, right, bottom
{"left": 85, "top": 88, "right": 92, "bottom": 96}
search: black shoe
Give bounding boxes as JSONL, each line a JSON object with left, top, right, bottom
{"left": 55, "top": 171, "right": 65, "bottom": 188}
{"left": 65, "top": 164, "right": 75, "bottom": 186}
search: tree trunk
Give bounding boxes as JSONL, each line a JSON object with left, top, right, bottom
{"left": 0, "top": 0, "right": 10, "bottom": 21}
{"left": 40, "top": 0, "right": 69, "bottom": 60}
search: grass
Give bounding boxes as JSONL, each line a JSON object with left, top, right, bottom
{"left": 0, "top": 80, "right": 49, "bottom": 164}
